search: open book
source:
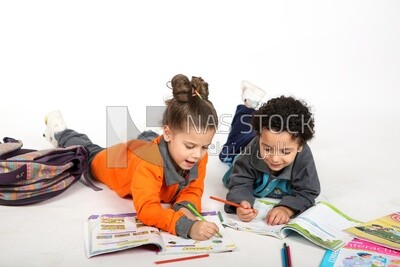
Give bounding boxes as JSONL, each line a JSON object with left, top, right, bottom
{"left": 320, "top": 238, "right": 400, "bottom": 267}
{"left": 83, "top": 211, "right": 236, "bottom": 258}
{"left": 221, "top": 199, "right": 361, "bottom": 250}
{"left": 344, "top": 212, "right": 400, "bottom": 251}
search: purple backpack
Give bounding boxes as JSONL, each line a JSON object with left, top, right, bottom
{"left": 0, "top": 137, "right": 101, "bottom": 205}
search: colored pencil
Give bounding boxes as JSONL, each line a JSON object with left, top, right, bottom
{"left": 217, "top": 211, "right": 224, "bottom": 223}
{"left": 187, "top": 203, "right": 223, "bottom": 238}
{"left": 210, "top": 195, "right": 255, "bottom": 212}
{"left": 281, "top": 247, "right": 287, "bottom": 267}
{"left": 286, "top": 244, "right": 292, "bottom": 267}
{"left": 209, "top": 195, "right": 241, "bottom": 208}
{"left": 283, "top": 243, "right": 289, "bottom": 267}
{"left": 154, "top": 253, "right": 209, "bottom": 264}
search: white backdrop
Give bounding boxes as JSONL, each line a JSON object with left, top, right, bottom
{"left": 1, "top": 1, "right": 400, "bottom": 266}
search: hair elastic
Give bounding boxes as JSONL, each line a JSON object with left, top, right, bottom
{"left": 192, "top": 89, "right": 203, "bottom": 100}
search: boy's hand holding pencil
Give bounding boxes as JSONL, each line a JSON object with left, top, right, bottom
{"left": 236, "top": 200, "right": 259, "bottom": 222}
{"left": 209, "top": 196, "right": 258, "bottom": 222}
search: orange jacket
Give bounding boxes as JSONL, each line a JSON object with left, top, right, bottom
{"left": 90, "top": 136, "right": 208, "bottom": 236}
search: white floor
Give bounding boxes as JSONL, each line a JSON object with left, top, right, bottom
{"left": 1, "top": 130, "right": 399, "bottom": 267}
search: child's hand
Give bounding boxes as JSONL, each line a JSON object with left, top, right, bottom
{"left": 266, "top": 206, "right": 294, "bottom": 225}
{"left": 236, "top": 201, "right": 258, "bottom": 222}
{"left": 189, "top": 221, "right": 220, "bottom": 241}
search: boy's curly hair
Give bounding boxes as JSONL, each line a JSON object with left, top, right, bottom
{"left": 251, "top": 96, "right": 315, "bottom": 145}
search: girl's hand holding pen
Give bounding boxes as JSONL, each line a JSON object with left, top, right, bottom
{"left": 187, "top": 203, "right": 222, "bottom": 240}
{"left": 189, "top": 220, "right": 220, "bottom": 241}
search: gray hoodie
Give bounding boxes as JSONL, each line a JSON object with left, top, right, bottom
{"left": 225, "top": 136, "right": 320, "bottom": 215}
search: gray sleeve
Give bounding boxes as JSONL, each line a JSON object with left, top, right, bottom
{"left": 175, "top": 216, "right": 196, "bottom": 238}
{"left": 225, "top": 153, "right": 259, "bottom": 213}
{"left": 173, "top": 201, "right": 197, "bottom": 238}
{"left": 277, "top": 144, "right": 321, "bottom": 214}
{"left": 172, "top": 201, "right": 192, "bottom": 211}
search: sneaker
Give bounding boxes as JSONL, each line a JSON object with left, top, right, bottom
{"left": 241, "top": 80, "right": 266, "bottom": 109}
{"left": 43, "top": 110, "right": 67, "bottom": 147}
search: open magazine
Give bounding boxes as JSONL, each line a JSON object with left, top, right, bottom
{"left": 320, "top": 238, "right": 400, "bottom": 267}
{"left": 221, "top": 199, "right": 361, "bottom": 250}
{"left": 83, "top": 211, "right": 236, "bottom": 258}
{"left": 344, "top": 212, "right": 400, "bottom": 251}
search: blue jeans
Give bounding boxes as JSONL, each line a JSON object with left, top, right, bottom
{"left": 219, "top": 105, "right": 256, "bottom": 165}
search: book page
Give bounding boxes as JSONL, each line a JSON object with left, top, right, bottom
{"left": 345, "top": 212, "right": 400, "bottom": 251}
{"left": 222, "top": 199, "right": 286, "bottom": 238}
{"left": 83, "top": 213, "right": 163, "bottom": 258}
{"left": 320, "top": 238, "right": 400, "bottom": 267}
{"left": 158, "top": 212, "right": 237, "bottom": 254}
{"left": 285, "top": 202, "right": 360, "bottom": 250}
{"left": 222, "top": 199, "right": 360, "bottom": 250}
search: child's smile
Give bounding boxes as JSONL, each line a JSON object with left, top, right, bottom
{"left": 259, "top": 129, "right": 302, "bottom": 173}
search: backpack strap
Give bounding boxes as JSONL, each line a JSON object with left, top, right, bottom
{"left": 81, "top": 169, "right": 103, "bottom": 191}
